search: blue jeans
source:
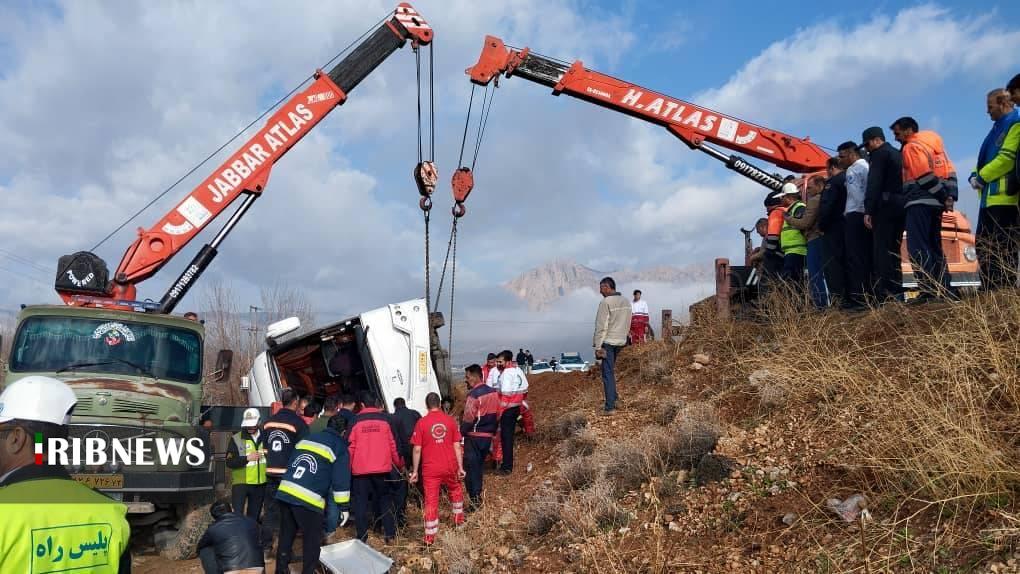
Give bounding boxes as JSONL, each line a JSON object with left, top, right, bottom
{"left": 324, "top": 496, "right": 340, "bottom": 534}
{"left": 806, "top": 237, "right": 828, "bottom": 308}
{"left": 600, "top": 343, "right": 621, "bottom": 410}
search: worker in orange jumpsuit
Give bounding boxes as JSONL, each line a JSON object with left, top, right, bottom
{"left": 408, "top": 392, "right": 466, "bottom": 545}
{"left": 892, "top": 116, "right": 957, "bottom": 300}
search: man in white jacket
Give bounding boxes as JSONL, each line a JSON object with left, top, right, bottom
{"left": 486, "top": 350, "right": 529, "bottom": 474}
{"left": 594, "top": 277, "right": 632, "bottom": 414}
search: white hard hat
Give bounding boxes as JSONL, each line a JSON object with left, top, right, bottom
{"left": 781, "top": 182, "right": 800, "bottom": 196}
{"left": 241, "top": 408, "right": 261, "bottom": 427}
{"left": 0, "top": 376, "right": 78, "bottom": 426}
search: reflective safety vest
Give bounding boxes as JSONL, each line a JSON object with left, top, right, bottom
{"left": 0, "top": 477, "right": 130, "bottom": 573}
{"left": 231, "top": 432, "right": 267, "bottom": 486}
{"left": 780, "top": 201, "right": 807, "bottom": 256}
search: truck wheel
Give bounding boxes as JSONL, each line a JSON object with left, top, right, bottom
{"left": 156, "top": 503, "right": 213, "bottom": 560}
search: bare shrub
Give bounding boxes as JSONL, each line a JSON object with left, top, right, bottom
{"left": 526, "top": 487, "right": 562, "bottom": 535}
{"left": 667, "top": 403, "right": 720, "bottom": 469}
{"left": 436, "top": 530, "right": 476, "bottom": 574}
{"left": 655, "top": 398, "right": 685, "bottom": 426}
{"left": 640, "top": 352, "right": 672, "bottom": 385}
{"left": 559, "top": 455, "right": 597, "bottom": 491}
{"left": 561, "top": 479, "right": 631, "bottom": 536}
{"left": 552, "top": 412, "right": 589, "bottom": 439}
{"left": 602, "top": 427, "right": 673, "bottom": 490}
{"left": 560, "top": 427, "right": 598, "bottom": 457}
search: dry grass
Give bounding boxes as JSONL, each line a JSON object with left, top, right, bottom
{"left": 560, "top": 426, "right": 598, "bottom": 457}
{"left": 639, "top": 349, "right": 673, "bottom": 385}
{"left": 559, "top": 455, "right": 598, "bottom": 491}
{"left": 436, "top": 530, "right": 476, "bottom": 574}
{"left": 694, "top": 288, "right": 1020, "bottom": 506}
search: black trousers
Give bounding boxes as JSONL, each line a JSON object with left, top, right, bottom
{"left": 353, "top": 474, "right": 395, "bottom": 541}
{"left": 844, "top": 212, "right": 874, "bottom": 306}
{"left": 905, "top": 204, "right": 950, "bottom": 296}
{"left": 231, "top": 483, "right": 265, "bottom": 523}
{"left": 463, "top": 436, "right": 491, "bottom": 501}
{"left": 499, "top": 407, "right": 520, "bottom": 472}
{"left": 276, "top": 502, "right": 322, "bottom": 574}
{"left": 262, "top": 478, "right": 280, "bottom": 550}
{"left": 822, "top": 219, "right": 848, "bottom": 304}
{"left": 392, "top": 467, "right": 409, "bottom": 526}
{"left": 872, "top": 209, "right": 905, "bottom": 301}
{"left": 977, "top": 205, "right": 1020, "bottom": 291}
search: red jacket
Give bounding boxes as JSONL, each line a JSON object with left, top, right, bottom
{"left": 348, "top": 407, "right": 403, "bottom": 475}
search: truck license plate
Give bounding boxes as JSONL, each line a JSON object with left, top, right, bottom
{"left": 71, "top": 474, "right": 124, "bottom": 489}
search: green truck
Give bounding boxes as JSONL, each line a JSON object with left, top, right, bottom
{"left": 4, "top": 304, "right": 233, "bottom": 558}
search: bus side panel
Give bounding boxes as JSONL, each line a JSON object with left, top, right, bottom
{"left": 360, "top": 299, "right": 438, "bottom": 415}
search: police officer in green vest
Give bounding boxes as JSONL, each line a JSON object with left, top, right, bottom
{"left": 779, "top": 182, "right": 808, "bottom": 284}
{"left": 226, "top": 407, "right": 268, "bottom": 522}
{"left": 0, "top": 376, "right": 131, "bottom": 573}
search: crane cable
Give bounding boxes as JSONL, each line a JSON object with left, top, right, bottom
{"left": 431, "top": 81, "right": 498, "bottom": 359}
{"left": 416, "top": 43, "right": 438, "bottom": 313}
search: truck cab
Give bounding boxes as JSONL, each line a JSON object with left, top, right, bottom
{"left": 245, "top": 298, "right": 447, "bottom": 415}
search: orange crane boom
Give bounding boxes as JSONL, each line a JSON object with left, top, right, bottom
{"left": 465, "top": 36, "right": 830, "bottom": 190}
{"left": 56, "top": 3, "right": 433, "bottom": 312}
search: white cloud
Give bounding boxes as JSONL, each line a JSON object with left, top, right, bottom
{"left": 697, "top": 5, "right": 1020, "bottom": 124}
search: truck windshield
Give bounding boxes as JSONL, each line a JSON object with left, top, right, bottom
{"left": 10, "top": 316, "right": 202, "bottom": 384}
{"left": 561, "top": 355, "right": 583, "bottom": 364}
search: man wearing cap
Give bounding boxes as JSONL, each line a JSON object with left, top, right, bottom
{"left": 839, "top": 141, "right": 873, "bottom": 309}
{"left": 0, "top": 376, "right": 132, "bottom": 572}
{"left": 820, "top": 157, "right": 849, "bottom": 306}
{"left": 226, "top": 407, "right": 268, "bottom": 522}
{"left": 862, "top": 126, "right": 905, "bottom": 303}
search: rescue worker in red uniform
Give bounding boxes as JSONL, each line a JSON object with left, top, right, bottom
{"left": 461, "top": 364, "right": 500, "bottom": 509}
{"left": 347, "top": 391, "right": 404, "bottom": 543}
{"left": 486, "top": 350, "right": 528, "bottom": 474}
{"left": 408, "top": 392, "right": 466, "bottom": 545}
{"left": 480, "top": 353, "right": 497, "bottom": 383}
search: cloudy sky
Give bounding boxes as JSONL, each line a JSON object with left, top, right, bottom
{"left": 1, "top": 1, "right": 1018, "bottom": 361}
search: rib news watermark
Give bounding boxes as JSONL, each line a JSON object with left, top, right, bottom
{"left": 34, "top": 433, "right": 207, "bottom": 466}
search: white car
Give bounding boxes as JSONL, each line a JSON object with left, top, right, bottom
{"left": 531, "top": 361, "right": 556, "bottom": 374}
{"left": 558, "top": 352, "right": 590, "bottom": 373}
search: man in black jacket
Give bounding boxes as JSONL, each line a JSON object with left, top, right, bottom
{"left": 261, "top": 389, "right": 309, "bottom": 554}
{"left": 862, "top": 126, "right": 905, "bottom": 303}
{"left": 819, "top": 157, "right": 848, "bottom": 306}
{"left": 198, "top": 501, "right": 265, "bottom": 574}
{"left": 391, "top": 397, "right": 421, "bottom": 527}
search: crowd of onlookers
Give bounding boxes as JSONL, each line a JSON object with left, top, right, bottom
{"left": 748, "top": 77, "right": 1020, "bottom": 309}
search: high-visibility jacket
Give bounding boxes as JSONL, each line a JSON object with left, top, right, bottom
{"left": 975, "top": 109, "right": 1020, "bottom": 208}
{"left": 0, "top": 466, "right": 131, "bottom": 573}
{"left": 780, "top": 201, "right": 807, "bottom": 256}
{"left": 902, "top": 131, "right": 958, "bottom": 208}
{"left": 227, "top": 431, "right": 267, "bottom": 486}
{"left": 276, "top": 428, "right": 352, "bottom": 513}
{"left": 263, "top": 407, "right": 309, "bottom": 479}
